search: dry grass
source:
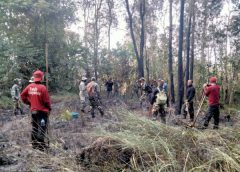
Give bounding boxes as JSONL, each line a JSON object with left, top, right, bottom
{"left": 88, "top": 108, "right": 240, "bottom": 171}
{"left": 1, "top": 97, "right": 240, "bottom": 171}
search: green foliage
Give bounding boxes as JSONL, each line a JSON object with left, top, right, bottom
{"left": 0, "top": 0, "right": 84, "bottom": 93}
{"left": 0, "top": 96, "right": 13, "bottom": 109}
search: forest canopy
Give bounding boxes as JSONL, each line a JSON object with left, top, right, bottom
{"left": 0, "top": 0, "right": 239, "bottom": 105}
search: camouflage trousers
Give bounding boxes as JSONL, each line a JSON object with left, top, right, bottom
{"left": 13, "top": 99, "right": 23, "bottom": 115}
{"left": 152, "top": 103, "right": 166, "bottom": 124}
{"left": 89, "top": 97, "right": 104, "bottom": 118}
{"left": 80, "top": 100, "right": 87, "bottom": 112}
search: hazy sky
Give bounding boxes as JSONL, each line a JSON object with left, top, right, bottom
{"left": 69, "top": 1, "right": 233, "bottom": 50}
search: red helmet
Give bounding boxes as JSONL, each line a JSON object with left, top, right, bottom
{"left": 210, "top": 76, "right": 217, "bottom": 83}
{"left": 33, "top": 70, "right": 44, "bottom": 82}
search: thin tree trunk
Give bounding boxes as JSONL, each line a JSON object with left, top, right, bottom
{"left": 107, "top": 0, "right": 113, "bottom": 57}
{"left": 168, "top": 0, "right": 175, "bottom": 104}
{"left": 185, "top": 6, "right": 192, "bottom": 86}
{"left": 145, "top": 45, "right": 150, "bottom": 83}
{"left": 200, "top": 0, "right": 208, "bottom": 64}
{"left": 190, "top": 0, "right": 195, "bottom": 80}
{"left": 44, "top": 16, "right": 49, "bottom": 90}
{"left": 139, "top": 0, "right": 145, "bottom": 78}
{"left": 83, "top": 3, "right": 91, "bottom": 78}
{"left": 176, "top": 0, "right": 185, "bottom": 115}
{"left": 93, "top": 0, "right": 103, "bottom": 80}
{"left": 125, "top": 0, "right": 144, "bottom": 78}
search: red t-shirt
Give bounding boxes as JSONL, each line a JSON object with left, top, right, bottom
{"left": 204, "top": 84, "right": 220, "bottom": 106}
{"left": 21, "top": 83, "right": 51, "bottom": 113}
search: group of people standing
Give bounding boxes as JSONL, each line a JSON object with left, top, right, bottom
{"left": 135, "top": 77, "right": 169, "bottom": 123}
{"left": 182, "top": 77, "right": 220, "bottom": 129}
{"left": 133, "top": 76, "right": 221, "bottom": 129}
{"left": 10, "top": 70, "right": 221, "bottom": 152}
{"left": 79, "top": 77, "right": 104, "bottom": 119}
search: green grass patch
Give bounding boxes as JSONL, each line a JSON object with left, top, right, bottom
{"left": 50, "top": 91, "right": 78, "bottom": 103}
{"left": 0, "top": 96, "right": 13, "bottom": 109}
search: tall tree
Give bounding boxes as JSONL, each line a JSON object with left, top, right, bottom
{"left": 190, "top": 0, "right": 195, "bottom": 80}
{"left": 176, "top": 0, "right": 185, "bottom": 114}
{"left": 185, "top": 0, "right": 194, "bottom": 86}
{"left": 200, "top": 0, "right": 208, "bottom": 64}
{"left": 168, "top": 0, "right": 175, "bottom": 104}
{"left": 125, "top": 0, "right": 145, "bottom": 78}
{"left": 93, "top": 0, "right": 103, "bottom": 79}
{"left": 106, "top": 0, "right": 114, "bottom": 56}
{"left": 139, "top": 0, "right": 146, "bottom": 78}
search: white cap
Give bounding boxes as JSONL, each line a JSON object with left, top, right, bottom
{"left": 82, "top": 76, "right": 87, "bottom": 81}
{"left": 29, "top": 77, "right": 34, "bottom": 83}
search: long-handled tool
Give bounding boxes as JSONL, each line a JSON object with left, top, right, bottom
{"left": 187, "top": 94, "right": 206, "bottom": 128}
{"left": 46, "top": 114, "right": 50, "bottom": 150}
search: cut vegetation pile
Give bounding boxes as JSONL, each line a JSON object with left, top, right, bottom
{"left": 77, "top": 109, "right": 240, "bottom": 172}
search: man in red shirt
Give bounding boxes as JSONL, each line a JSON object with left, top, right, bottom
{"left": 202, "top": 76, "right": 220, "bottom": 129}
{"left": 21, "top": 70, "right": 51, "bottom": 151}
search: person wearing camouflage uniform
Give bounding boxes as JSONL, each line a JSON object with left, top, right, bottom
{"left": 87, "top": 77, "right": 104, "bottom": 118}
{"left": 11, "top": 78, "right": 23, "bottom": 115}
{"left": 150, "top": 79, "right": 167, "bottom": 123}
{"left": 79, "top": 77, "right": 88, "bottom": 113}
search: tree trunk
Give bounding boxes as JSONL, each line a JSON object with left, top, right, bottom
{"left": 200, "top": 0, "right": 208, "bottom": 64}
{"left": 93, "top": 0, "right": 103, "bottom": 80}
{"left": 145, "top": 45, "right": 150, "bottom": 83}
{"left": 190, "top": 0, "right": 195, "bottom": 80}
{"left": 168, "top": 0, "right": 175, "bottom": 104}
{"left": 83, "top": 4, "right": 91, "bottom": 78}
{"left": 139, "top": 0, "right": 145, "bottom": 78}
{"left": 176, "top": 0, "right": 185, "bottom": 115}
{"left": 107, "top": 0, "right": 113, "bottom": 58}
{"left": 185, "top": 2, "right": 192, "bottom": 86}
{"left": 125, "top": 0, "right": 144, "bottom": 78}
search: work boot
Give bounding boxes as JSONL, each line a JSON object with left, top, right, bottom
{"left": 213, "top": 125, "right": 219, "bottom": 129}
{"left": 20, "top": 109, "right": 24, "bottom": 115}
{"left": 100, "top": 111, "right": 104, "bottom": 117}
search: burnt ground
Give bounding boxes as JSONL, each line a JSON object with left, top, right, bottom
{"left": 0, "top": 94, "right": 238, "bottom": 171}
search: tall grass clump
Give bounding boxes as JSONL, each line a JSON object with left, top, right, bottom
{"left": 88, "top": 108, "right": 240, "bottom": 172}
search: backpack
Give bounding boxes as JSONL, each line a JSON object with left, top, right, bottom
{"left": 144, "top": 84, "right": 152, "bottom": 94}
{"left": 155, "top": 88, "right": 167, "bottom": 105}
{"left": 86, "top": 81, "right": 96, "bottom": 97}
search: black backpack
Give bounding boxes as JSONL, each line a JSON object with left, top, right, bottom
{"left": 144, "top": 85, "right": 152, "bottom": 94}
